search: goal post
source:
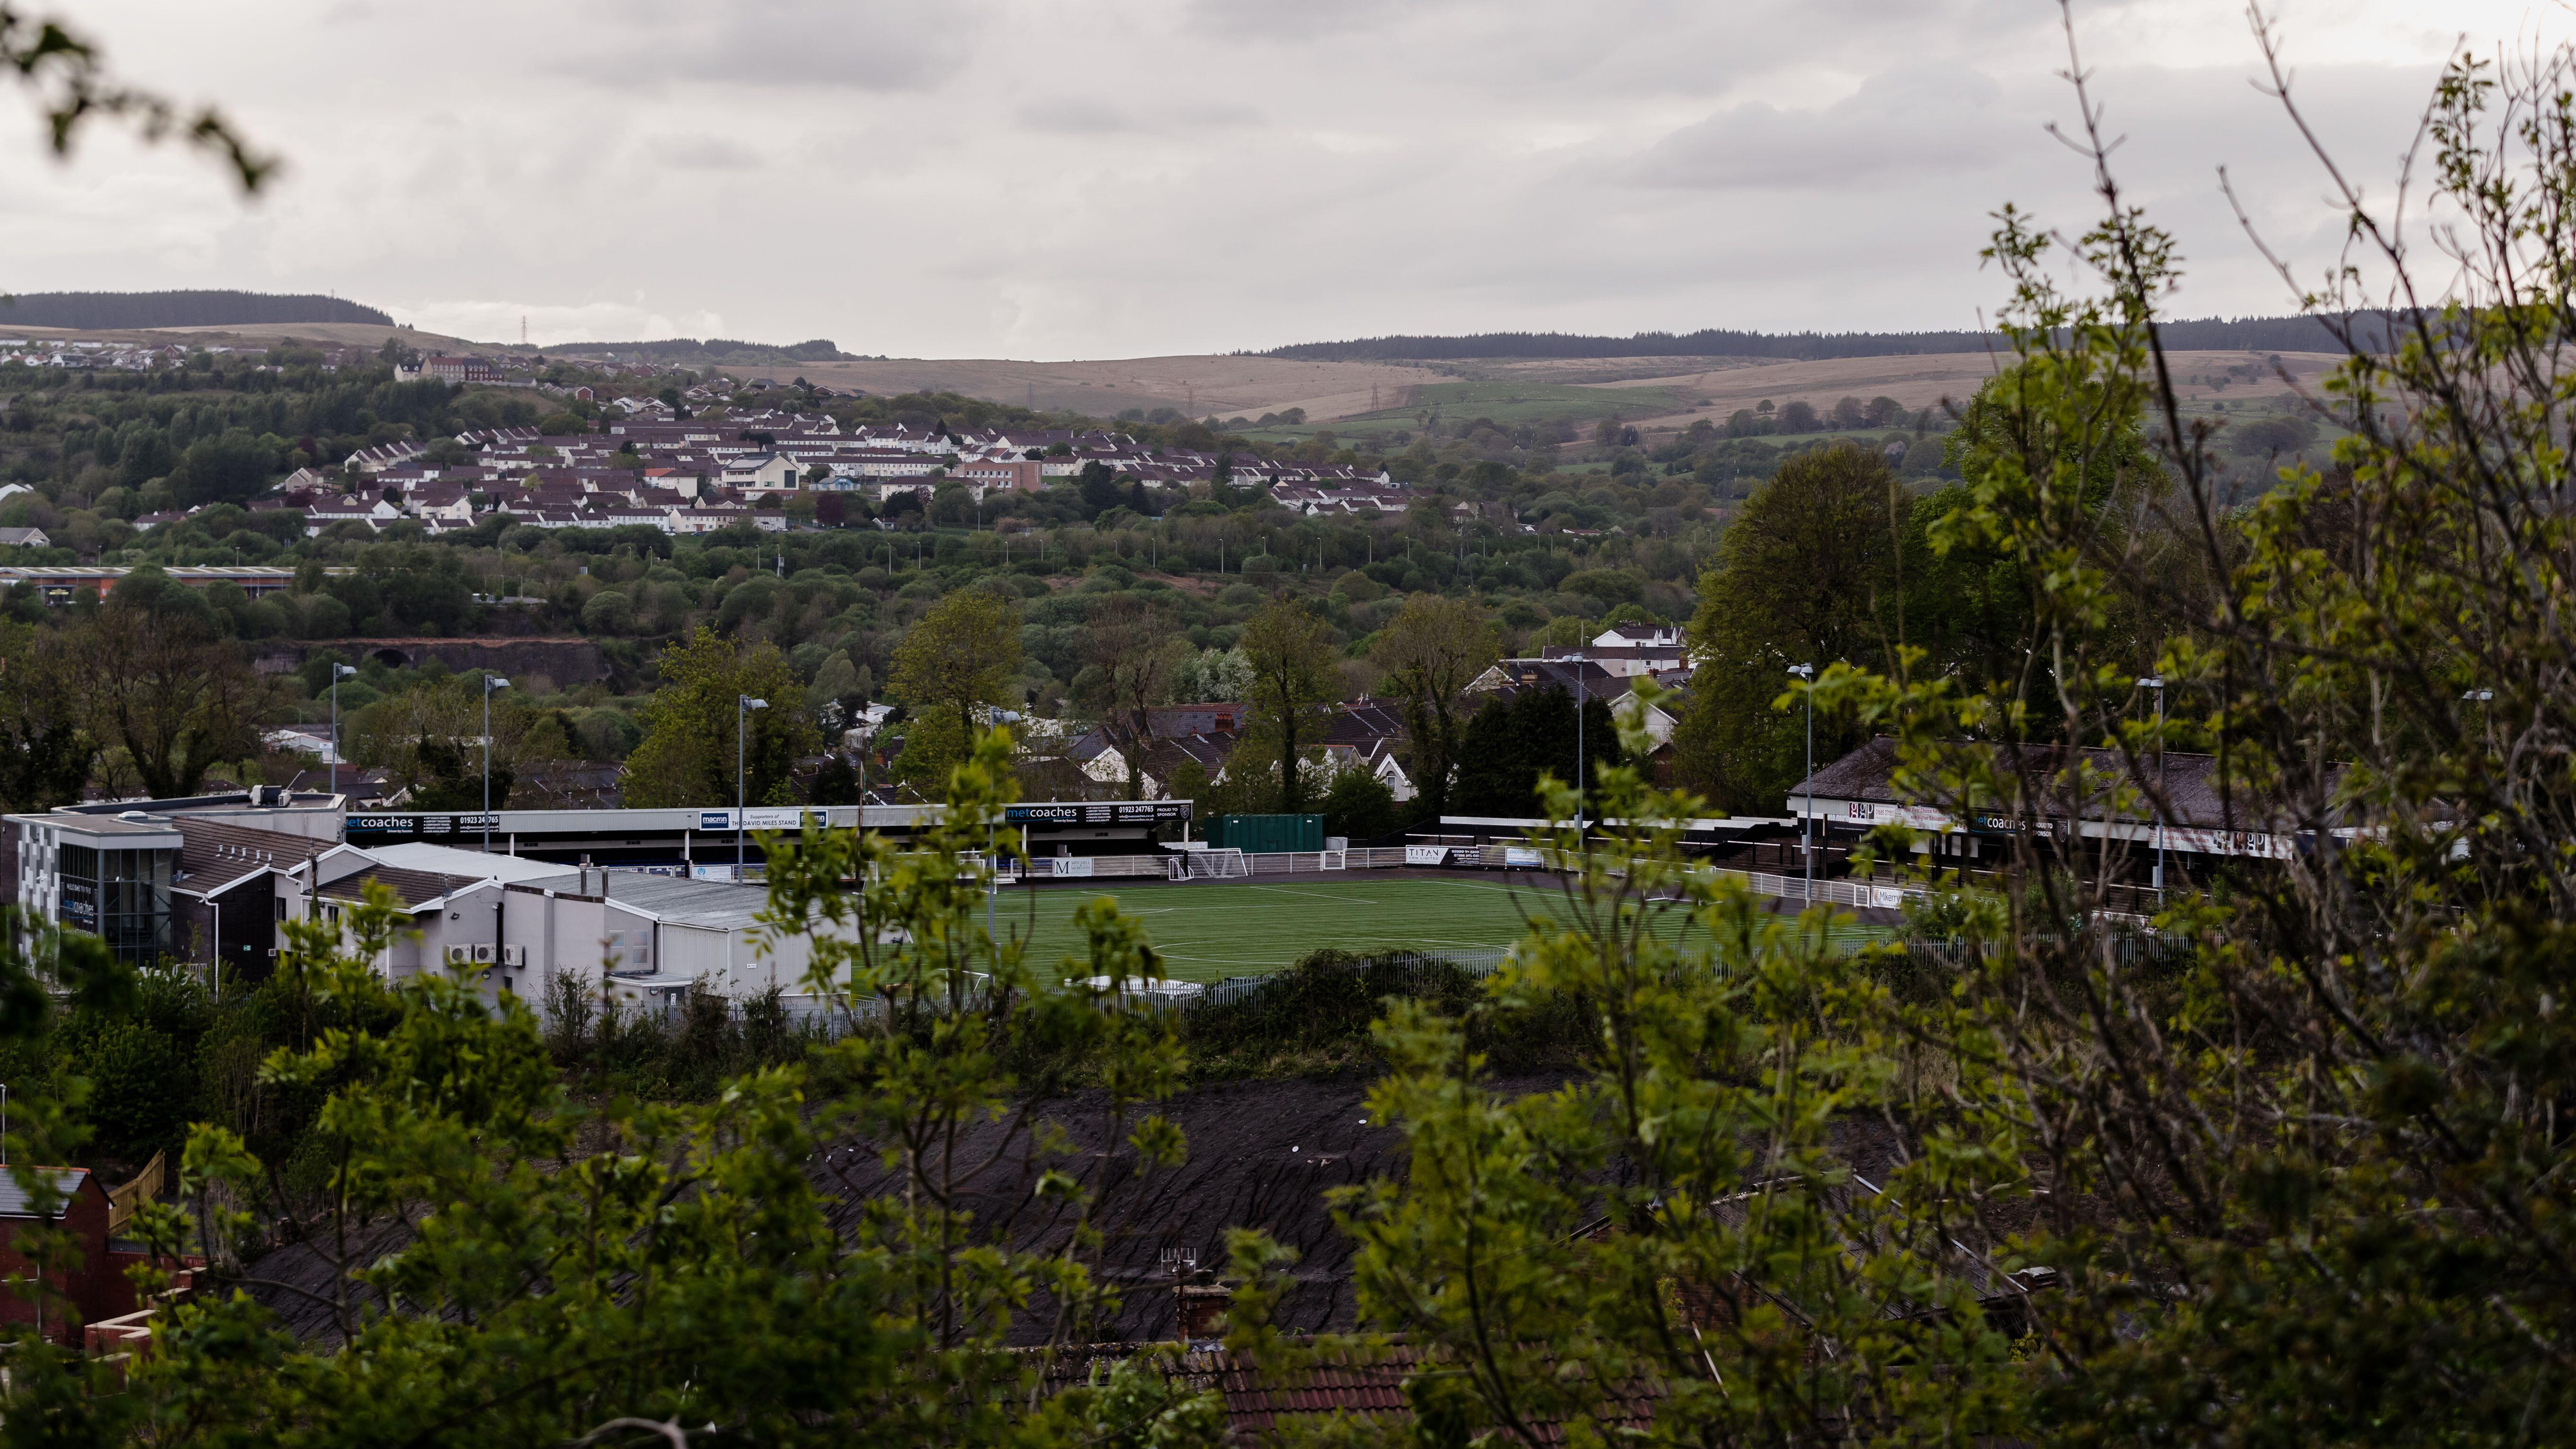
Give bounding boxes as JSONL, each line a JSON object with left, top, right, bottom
{"left": 1180, "top": 848, "right": 1248, "bottom": 880}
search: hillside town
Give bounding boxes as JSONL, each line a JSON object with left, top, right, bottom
{"left": 156, "top": 405, "right": 1412, "bottom": 538}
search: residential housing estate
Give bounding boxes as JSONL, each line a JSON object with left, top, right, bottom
{"left": 168, "top": 405, "right": 1424, "bottom": 540}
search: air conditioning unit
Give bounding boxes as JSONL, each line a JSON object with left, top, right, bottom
{"left": 472, "top": 943, "right": 495, "bottom": 965}
{"left": 446, "top": 945, "right": 473, "bottom": 965}
{"left": 499, "top": 945, "right": 527, "bottom": 967}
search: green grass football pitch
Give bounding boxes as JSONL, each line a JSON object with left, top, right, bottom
{"left": 988, "top": 876, "right": 1569, "bottom": 981}
{"left": 984, "top": 873, "right": 1885, "bottom": 983}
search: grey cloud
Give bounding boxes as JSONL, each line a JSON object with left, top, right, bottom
{"left": 656, "top": 136, "right": 765, "bottom": 171}
{"left": 1635, "top": 65, "right": 2012, "bottom": 189}
{"left": 1016, "top": 96, "right": 1263, "bottom": 135}
{"left": 1182, "top": 0, "right": 1417, "bottom": 42}
{"left": 1017, "top": 98, "right": 1135, "bottom": 135}
{"left": 569, "top": 0, "right": 991, "bottom": 91}
{"left": 0, "top": 0, "right": 2484, "bottom": 358}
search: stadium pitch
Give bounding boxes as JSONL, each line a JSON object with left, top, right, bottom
{"left": 990, "top": 876, "right": 1558, "bottom": 980}
{"left": 980, "top": 873, "right": 1892, "bottom": 983}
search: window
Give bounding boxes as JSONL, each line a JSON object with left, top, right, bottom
{"left": 54, "top": 843, "right": 172, "bottom": 963}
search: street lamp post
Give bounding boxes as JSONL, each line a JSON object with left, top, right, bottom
{"left": 738, "top": 695, "right": 769, "bottom": 881}
{"left": 2139, "top": 677, "right": 2166, "bottom": 901}
{"left": 1789, "top": 664, "right": 1815, "bottom": 900}
{"left": 1567, "top": 653, "right": 1587, "bottom": 832}
{"left": 329, "top": 663, "right": 357, "bottom": 799}
{"left": 481, "top": 675, "right": 510, "bottom": 852}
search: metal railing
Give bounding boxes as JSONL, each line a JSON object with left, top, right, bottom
{"left": 1699, "top": 866, "right": 1925, "bottom": 911}
{"left": 1245, "top": 850, "right": 1348, "bottom": 874}
{"left": 616, "top": 944, "right": 1524, "bottom": 1036}
{"left": 996, "top": 853, "right": 1170, "bottom": 882}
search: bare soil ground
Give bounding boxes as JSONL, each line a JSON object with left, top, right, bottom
{"left": 1444, "top": 355, "right": 1779, "bottom": 384}
{"left": 239, "top": 1070, "right": 1919, "bottom": 1346}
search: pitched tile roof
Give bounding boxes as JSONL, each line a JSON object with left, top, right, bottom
{"left": 0, "top": 1168, "right": 92, "bottom": 1219}
{"left": 1792, "top": 736, "right": 2343, "bottom": 833}
{"left": 317, "top": 865, "right": 479, "bottom": 910}
{"left": 173, "top": 818, "right": 320, "bottom": 891}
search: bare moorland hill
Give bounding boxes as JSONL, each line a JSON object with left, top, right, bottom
{"left": 2, "top": 316, "right": 2348, "bottom": 438}
{"left": 726, "top": 354, "right": 1441, "bottom": 426}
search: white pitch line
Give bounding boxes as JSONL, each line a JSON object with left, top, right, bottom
{"left": 1242, "top": 884, "right": 1386, "bottom": 907}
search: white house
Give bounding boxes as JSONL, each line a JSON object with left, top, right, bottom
{"left": 719, "top": 453, "right": 801, "bottom": 491}
{"left": 289, "top": 842, "right": 829, "bottom": 1005}
{"left": 1595, "top": 625, "right": 1684, "bottom": 650}
{"left": 346, "top": 441, "right": 428, "bottom": 475}
{"left": 303, "top": 498, "right": 403, "bottom": 536}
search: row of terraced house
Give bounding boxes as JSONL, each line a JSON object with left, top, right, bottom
{"left": 133, "top": 407, "right": 1420, "bottom": 539}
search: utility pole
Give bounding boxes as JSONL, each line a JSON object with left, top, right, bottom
{"left": 738, "top": 695, "right": 769, "bottom": 880}
{"left": 1569, "top": 654, "right": 1588, "bottom": 832}
{"left": 2140, "top": 676, "right": 2167, "bottom": 901}
{"left": 329, "top": 663, "right": 357, "bottom": 798}
{"left": 1789, "top": 664, "right": 1815, "bottom": 900}
{"left": 482, "top": 675, "right": 510, "bottom": 852}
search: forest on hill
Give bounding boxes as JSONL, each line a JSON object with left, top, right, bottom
{"left": 0, "top": 289, "right": 393, "bottom": 330}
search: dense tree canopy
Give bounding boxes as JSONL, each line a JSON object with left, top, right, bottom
{"left": 1237, "top": 596, "right": 1340, "bottom": 814}
{"left": 1370, "top": 594, "right": 1498, "bottom": 821}
{"left": 1672, "top": 443, "right": 1920, "bottom": 813}
{"left": 621, "top": 627, "right": 816, "bottom": 808}
{"left": 1449, "top": 684, "right": 1619, "bottom": 819}
{"left": 887, "top": 588, "right": 1024, "bottom": 784}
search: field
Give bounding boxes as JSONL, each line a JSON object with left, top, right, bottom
{"left": 990, "top": 876, "right": 1556, "bottom": 980}
{"left": 1267, "top": 379, "right": 1703, "bottom": 439}
{"left": 984, "top": 873, "right": 1876, "bottom": 982}
{"left": 730, "top": 354, "right": 1440, "bottom": 427}
{"left": 1584, "top": 349, "right": 2351, "bottom": 432}
{"left": 4, "top": 318, "right": 2352, "bottom": 444}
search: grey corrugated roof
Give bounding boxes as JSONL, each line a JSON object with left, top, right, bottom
{"left": 1793, "top": 736, "right": 2337, "bottom": 832}
{"left": 0, "top": 1168, "right": 90, "bottom": 1218}
{"left": 575, "top": 873, "right": 772, "bottom": 930}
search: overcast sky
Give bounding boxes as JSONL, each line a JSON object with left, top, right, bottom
{"left": 0, "top": 0, "right": 2546, "bottom": 356}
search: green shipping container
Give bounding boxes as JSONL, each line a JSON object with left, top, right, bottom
{"left": 1208, "top": 813, "right": 1323, "bottom": 854}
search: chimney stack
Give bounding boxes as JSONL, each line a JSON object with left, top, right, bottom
{"left": 1174, "top": 1270, "right": 1228, "bottom": 1343}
